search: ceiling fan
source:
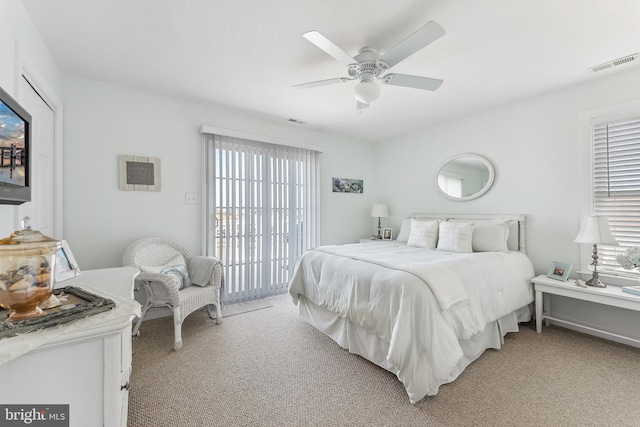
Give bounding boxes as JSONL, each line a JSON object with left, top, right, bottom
{"left": 294, "top": 21, "right": 445, "bottom": 109}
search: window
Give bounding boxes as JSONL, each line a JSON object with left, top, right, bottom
{"left": 203, "top": 132, "right": 320, "bottom": 304}
{"left": 582, "top": 102, "right": 640, "bottom": 278}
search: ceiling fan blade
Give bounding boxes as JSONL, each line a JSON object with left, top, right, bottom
{"left": 303, "top": 31, "right": 356, "bottom": 66}
{"left": 381, "top": 21, "right": 445, "bottom": 68}
{"left": 382, "top": 73, "right": 443, "bottom": 91}
{"left": 293, "top": 77, "right": 351, "bottom": 90}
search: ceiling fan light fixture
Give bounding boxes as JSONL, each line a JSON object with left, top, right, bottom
{"left": 297, "top": 21, "right": 445, "bottom": 108}
{"left": 354, "top": 80, "right": 380, "bottom": 104}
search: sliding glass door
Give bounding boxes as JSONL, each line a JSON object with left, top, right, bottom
{"left": 204, "top": 134, "right": 319, "bottom": 304}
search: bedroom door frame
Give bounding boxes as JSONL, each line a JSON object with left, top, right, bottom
{"left": 14, "top": 42, "right": 64, "bottom": 238}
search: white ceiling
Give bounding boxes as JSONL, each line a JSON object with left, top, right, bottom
{"left": 21, "top": 0, "right": 640, "bottom": 143}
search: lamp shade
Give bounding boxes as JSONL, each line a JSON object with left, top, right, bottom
{"left": 574, "top": 216, "right": 618, "bottom": 245}
{"left": 370, "top": 204, "right": 389, "bottom": 218}
{"left": 354, "top": 80, "right": 380, "bottom": 104}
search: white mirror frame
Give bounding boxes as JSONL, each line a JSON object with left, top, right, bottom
{"left": 435, "top": 154, "right": 495, "bottom": 201}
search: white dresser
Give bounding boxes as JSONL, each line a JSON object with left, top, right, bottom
{"left": 0, "top": 267, "right": 140, "bottom": 427}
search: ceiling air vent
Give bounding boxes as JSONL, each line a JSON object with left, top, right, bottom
{"left": 589, "top": 53, "right": 639, "bottom": 73}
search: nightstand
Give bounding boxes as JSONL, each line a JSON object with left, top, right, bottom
{"left": 359, "top": 238, "right": 392, "bottom": 243}
{"left": 531, "top": 274, "right": 640, "bottom": 345}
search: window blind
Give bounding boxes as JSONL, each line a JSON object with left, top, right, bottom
{"left": 592, "top": 117, "right": 640, "bottom": 274}
{"left": 203, "top": 133, "right": 320, "bottom": 304}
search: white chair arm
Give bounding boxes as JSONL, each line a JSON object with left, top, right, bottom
{"left": 136, "top": 271, "right": 181, "bottom": 304}
{"left": 207, "top": 258, "right": 223, "bottom": 289}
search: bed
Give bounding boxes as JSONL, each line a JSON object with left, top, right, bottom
{"left": 288, "top": 213, "right": 535, "bottom": 404}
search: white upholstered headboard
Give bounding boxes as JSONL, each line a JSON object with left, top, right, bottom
{"left": 411, "top": 213, "right": 527, "bottom": 253}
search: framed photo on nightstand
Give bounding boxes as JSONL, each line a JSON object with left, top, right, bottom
{"left": 547, "top": 261, "right": 572, "bottom": 281}
{"left": 382, "top": 228, "right": 393, "bottom": 240}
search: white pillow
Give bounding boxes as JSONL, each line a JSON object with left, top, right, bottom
{"left": 437, "top": 221, "right": 474, "bottom": 253}
{"left": 396, "top": 218, "right": 412, "bottom": 243}
{"left": 505, "top": 220, "right": 519, "bottom": 251}
{"left": 449, "top": 218, "right": 518, "bottom": 251}
{"left": 140, "top": 254, "right": 191, "bottom": 290}
{"left": 406, "top": 219, "right": 439, "bottom": 249}
{"left": 472, "top": 220, "right": 509, "bottom": 252}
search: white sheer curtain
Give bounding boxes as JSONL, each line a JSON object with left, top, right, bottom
{"left": 203, "top": 133, "right": 320, "bottom": 304}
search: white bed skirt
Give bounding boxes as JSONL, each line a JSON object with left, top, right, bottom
{"left": 297, "top": 295, "right": 532, "bottom": 403}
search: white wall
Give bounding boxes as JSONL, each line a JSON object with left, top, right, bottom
{"left": 62, "top": 76, "right": 376, "bottom": 269}
{"left": 4, "top": 0, "right": 637, "bottom": 343}
{"left": 375, "top": 65, "right": 640, "bottom": 342}
{"left": 0, "top": 0, "right": 62, "bottom": 237}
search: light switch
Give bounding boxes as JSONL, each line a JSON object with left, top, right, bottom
{"left": 185, "top": 192, "right": 197, "bottom": 204}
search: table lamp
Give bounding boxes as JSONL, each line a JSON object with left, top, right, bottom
{"left": 370, "top": 204, "right": 389, "bottom": 239}
{"left": 574, "top": 215, "right": 618, "bottom": 287}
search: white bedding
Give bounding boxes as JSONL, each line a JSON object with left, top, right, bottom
{"left": 288, "top": 241, "right": 535, "bottom": 403}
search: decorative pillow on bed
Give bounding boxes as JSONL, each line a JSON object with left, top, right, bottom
{"left": 406, "top": 219, "right": 439, "bottom": 248}
{"left": 436, "top": 221, "right": 474, "bottom": 253}
{"left": 504, "top": 219, "right": 519, "bottom": 251}
{"left": 449, "top": 218, "right": 519, "bottom": 251}
{"left": 139, "top": 254, "right": 191, "bottom": 290}
{"left": 396, "top": 217, "right": 412, "bottom": 243}
{"left": 472, "top": 220, "right": 510, "bottom": 252}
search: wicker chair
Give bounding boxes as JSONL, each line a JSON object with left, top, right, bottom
{"left": 123, "top": 237, "right": 223, "bottom": 350}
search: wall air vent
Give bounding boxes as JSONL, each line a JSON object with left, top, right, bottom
{"left": 589, "top": 53, "right": 639, "bottom": 73}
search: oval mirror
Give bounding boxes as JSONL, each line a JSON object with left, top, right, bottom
{"left": 436, "top": 154, "right": 495, "bottom": 201}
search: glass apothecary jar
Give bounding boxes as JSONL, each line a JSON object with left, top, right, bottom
{"left": 0, "top": 218, "right": 61, "bottom": 321}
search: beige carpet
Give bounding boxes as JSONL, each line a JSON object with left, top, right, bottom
{"left": 128, "top": 294, "right": 640, "bottom": 427}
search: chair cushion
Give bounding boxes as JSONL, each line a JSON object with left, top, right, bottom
{"left": 140, "top": 254, "right": 191, "bottom": 290}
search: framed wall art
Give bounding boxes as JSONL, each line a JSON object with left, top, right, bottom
{"left": 332, "top": 177, "right": 363, "bottom": 194}
{"left": 119, "top": 155, "right": 161, "bottom": 191}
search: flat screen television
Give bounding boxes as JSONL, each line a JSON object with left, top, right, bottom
{"left": 0, "top": 85, "right": 31, "bottom": 205}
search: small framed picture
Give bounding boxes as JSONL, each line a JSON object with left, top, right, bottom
{"left": 332, "top": 177, "right": 364, "bottom": 194}
{"left": 55, "top": 240, "right": 81, "bottom": 282}
{"left": 119, "top": 155, "right": 161, "bottom": 191}
{"left": 547, "top": 261, "right": 572, "bottom": 281}
{"left": 382, "top": 228, "right": 393, "bottom": 240}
